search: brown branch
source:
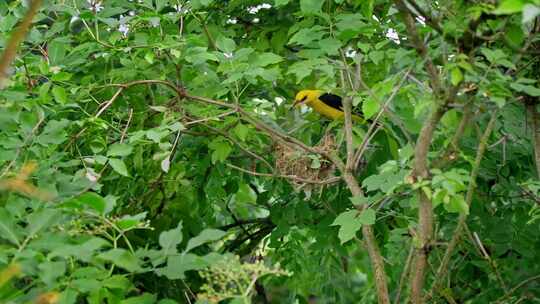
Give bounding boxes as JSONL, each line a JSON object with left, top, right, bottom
{"left": 343, "top": 96, "right": 355, "bottom": 171}
{"left": 353, "top": 69, "right": 411, "bottom": 169}
{"left": 0, "top": 0, "right": 42, "bottom": 88}
{"left": 328, "top": 155, "right": 391, "bottom": 304}
{"left": 91, "top": 79, "right": 391, "bottom": 302}
{"left": 226, "top": 164, "right": 340, "bottom": 185}
{"left": 96, "top": 87, "right": 125, "bottom": 117}
{"left": 120, "top": 108, "right": 133, "bottom": 143}
{"left": 396, "top": 3, "right": 465, "bottom": 299}
{"left": 526, "top": 102, "right": 540, "bottom": 178}
{"left": 396, "top": 0, "right": 441, "bottom": 94}
{"left": 428, "top": 110, "right": 498, "bottom": 300}
{"left": 408, "top": 104, "right": 446, "bottom": 303}
{"left": 402, "top": 0, "right": 444, "bottom": 35}
{"left": 185, "top": 110, "right": 237, "bottom": 126}
{"left": 394, "top": 243, "right": 415, "bottom": 304}
{"left": 471, "top": 231, "right": 507, "bottom": 292}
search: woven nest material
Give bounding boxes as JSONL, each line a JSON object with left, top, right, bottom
{"left": 274, "top": 133, "right": 336, "bottom": 189}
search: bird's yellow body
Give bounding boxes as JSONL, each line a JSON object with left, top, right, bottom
{"left": 294, "top": 90, "right": 366, "bottom": 123}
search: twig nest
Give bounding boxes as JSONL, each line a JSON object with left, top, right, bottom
{"left": 274, "top": 133, "right": 336, "bottom": 190}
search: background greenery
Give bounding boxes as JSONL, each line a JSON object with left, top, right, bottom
{"left": 1, "top": 0, "right": 540, "bottom": 303}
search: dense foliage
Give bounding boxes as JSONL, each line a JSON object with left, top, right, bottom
{"left": 1, "top": 0, "right": 540, "bottom": 303}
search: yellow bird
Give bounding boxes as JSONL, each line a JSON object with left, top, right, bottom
{"left": 293, "top": 90, "right": 368, "bottom": 123}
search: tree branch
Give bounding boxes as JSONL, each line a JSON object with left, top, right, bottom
{"left": 0, "top": 0, "right": 42, "bottom": 88}
{"left": 396, "top": 0, "right": 441, "bottom": 94}
{"left": 428, "top": 110, "right": 498, "bottom": 300}
{"left": 526, "top": 101, "right": 540, "bottom": 178}
{"left": 226, "top": 164, "right": 340, "bottom": 185}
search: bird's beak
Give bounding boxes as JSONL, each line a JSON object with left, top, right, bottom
{"left": 292, "top": 99, "right": 303, "bottom": 108}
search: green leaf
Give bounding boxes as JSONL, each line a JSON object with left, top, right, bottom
{"left": 493, "top": 0, "right": 524, "bottom": 14}
{"left": 49, "top": 237, "right": 109, "bottom": 262}
{"left": 510, "top": 83, "right": 540, "bottom": 96}
{"left": 357, "top": 209, "right": 376, "bottom": 225}
{"left": 445, "top": 195, "right": 469, "bottom": 215}
{"left": 102, "top": 275, "right": 132, "bottom": 291}
{"left": 300, "top": 0, "right": 324, "bottom": 14}
{"left": 319, "top": 37, "right": 342, "bottom": 55}
{"left": 450, "top": 67, "right": 463, "bottom": 86}
{"left": 289, "top": 26, "right": 325, "bottom": 46}
{"left": 216, "top": 36, "right": 236, "bottom": 53}
{"left": 369, "top": 50, "right": 384, "bottom": 64}
{"left": 208, "top": 139, "right": 232, "bottom": 164}
{"left": 255, "top": 52, "right": 283, "bottom": 66}
{"left": 156, "top": 253, "right": 208, "bottom": 279}
{"left": 27, "top": 208, "right": 61, "bottom": 237}
{"left": 77, "top": 192, "right": 107, "bottom": 214}
{"left": 38, "top": 261, "right": 66, "bottom": 286}
{"left": 235, "top": 183, "right": 257, "bottom": 204}
{"left": 0, "top": 208, "right": 21, "bottom": 246}
{"left": 116, "top": 212, "right": 147, "bottom": 231}
{"left": 233, "top": 123, "right": 249, "bottom": 141}
{"left": 159, "top": 221, "right": 183, "bottom": 256}
{"left": 350, "top": 195, "right": 368, "bottom": 206}
{"left": 331, "top": 210, "right": 363, "bottom": 244}
{"left": 107, "top": 143, "right": 133, "bottom": 157}
{"left": 185, "top": 229, "right": 226, "bottom": 252}
{"left": 52, "top": 86, "right": 68, "bottom": 104}
{"left": 362, "top": 97, "right": 379, "bottom": 119}
{"left": 98, "top": 248, "right": 142, "bottom": 272}
{"left": 158, "top": 300, "right": 178, "bottom": 304}
{"left": 48, "top": 39, "right": 67, "bottom": 65}
{"left": 120, "top": 293, "right": 156, "bottom": 304}
{"left": 36, "top": 119, "right": 70, "bottom": 145}
{"left": 109, "top": 158, "right": 130, "bottom": 177}
{"left": 144, "top": 51, "right": 155, "bottom": 64}
{"left": 274, "top": 0, "right": 291, "bottom": 6}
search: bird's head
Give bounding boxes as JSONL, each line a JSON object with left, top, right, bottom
{"left": 293, "top": 90, "right": 322, "bottom": 108}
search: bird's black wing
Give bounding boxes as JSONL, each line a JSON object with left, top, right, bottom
{"left": 319, "top": 92, "right": 366, "bottom": 118}
{"left": 318, "top": 93, "right": 344, "bottom": 111}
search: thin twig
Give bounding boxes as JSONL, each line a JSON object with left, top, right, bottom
{"left": 472, "top": 231, "right": 507, "bottom": 291}
{"left": 200, "top": 122, "right": 274, "bottom": 171}
{"left": 0, "top": 0, "right": 43, "bottom": 88}
{"left": 185, "top": 110, "right": 237, "bottom": 126}
{"left": 226, "top": 163, "right": 340, "bottom": 185}
{"left": 394, "top": 243, "right": 415, "bottom": 304}
{"left": 353, "top": 69, "right": 411, "bottom": 169}
{"left": 495, "top": 274, "right": 540, "bottom": 304}
{"left": 96, "top": 87, "right": 125, "bottom": 117}
{"left": 120, "top": 108, "right": 133, "bottom": 143}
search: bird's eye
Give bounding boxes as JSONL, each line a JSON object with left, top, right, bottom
{"left": 301, "top": 96, "right": 307, "bottom": 102}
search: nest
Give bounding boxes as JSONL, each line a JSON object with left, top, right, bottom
{"left": 274, "top": 133, "right": 337, "bottom": 190}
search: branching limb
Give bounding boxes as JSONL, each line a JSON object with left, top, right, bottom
{"left": 428, "top": 110, "right": 498, "bottom": 300}
{"left": 402, "top": 0, "right": 444, "bottom": 35}
{"left": 396, "top": 0, "right": 441, "bottom": 94}
{"left": 226, "top": 164, "right": 340, "bottom": 185}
